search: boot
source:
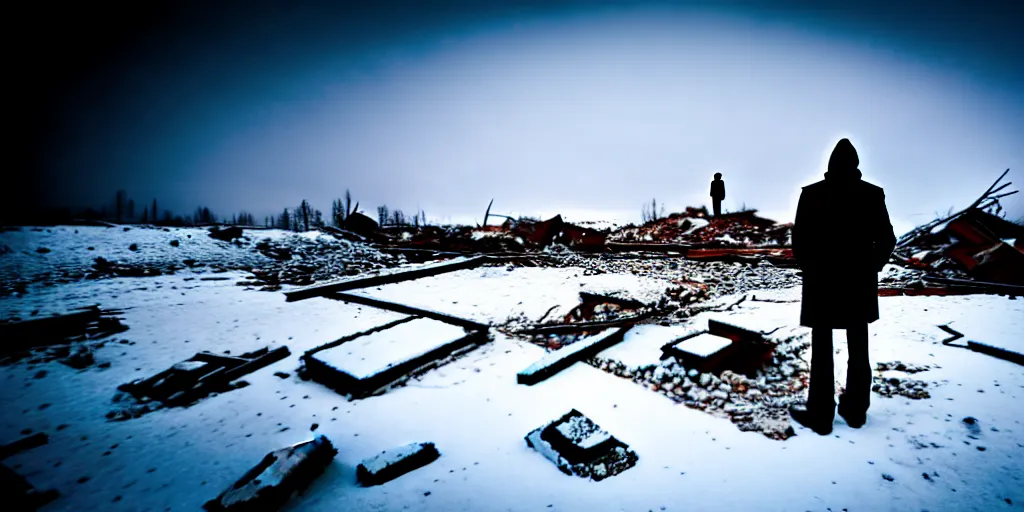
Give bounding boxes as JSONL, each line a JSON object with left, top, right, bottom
{"left": 789, "top": 404, "right": 834, "bottom": 435}
{"left": 837, "top": 399, "right": 866, "bottom": 428}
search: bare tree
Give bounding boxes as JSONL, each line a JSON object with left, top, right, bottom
{"left": 377, "top": 205, "right": 390, "bottom": 226}
{"left": 641, "top": 198, "right": 665, "bottom": 223}
{"left": 115, "top": 190, "right": 127, "bottom": 223}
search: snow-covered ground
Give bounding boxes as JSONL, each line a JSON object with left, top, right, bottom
{"left": 1, "top": 248, "right": 1022, "bottom": 511}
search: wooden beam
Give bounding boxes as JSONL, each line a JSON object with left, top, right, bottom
{"left": 284, "top": 256, "right": 490, "bottom": 301}
{"left": 327, "top": 293, "right": 489, "bottom": 331}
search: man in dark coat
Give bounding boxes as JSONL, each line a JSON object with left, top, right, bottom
{"left": 710, "top": 173, "right": 725, "bottom": 216}
{"left": 789, "top": 138, "right": 897, "bottom": 435}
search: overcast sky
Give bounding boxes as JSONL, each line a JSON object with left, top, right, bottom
{"left": 14, "top": 0, "right": 1024, "bottom": 233}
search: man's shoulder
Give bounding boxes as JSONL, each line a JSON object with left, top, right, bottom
{"left": 801, "top": 179, "right": 827, "bottom": 192}
{"left": 859, "top": 180, "right": 884, "bottom": 195}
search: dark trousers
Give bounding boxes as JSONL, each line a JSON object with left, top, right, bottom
{"left": 808, "top": 324, "right": 871, "bottom": 418}
{"left": 712, "top": 199, "right": 722, "bottom": 216}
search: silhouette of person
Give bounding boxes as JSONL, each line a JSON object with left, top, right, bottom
{"left": 789, "top": 138, "right": 896, "bottom": 435}
{"left": 710, "top": 173, "right": 725, "bottom": 216}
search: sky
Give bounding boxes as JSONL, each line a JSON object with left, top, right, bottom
{"left": 11, "top": 0, "right": 1024, "bottom": 233}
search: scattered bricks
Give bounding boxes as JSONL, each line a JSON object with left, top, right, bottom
{"left": 303, "top": 317, "right": 488, "bottom": 399}
{"left": 524, "top": 409, "right": 638, "bottom": 481}
{"left": 517, "top": 328, "right": 630, "bottom": 385}
{"left": 356, "top": 442, "right": 440, "bottom": 486}
{"left": 203, "top": 435, "right": 337, "bottom": 512}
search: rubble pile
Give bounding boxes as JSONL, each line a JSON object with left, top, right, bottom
{"left": 609, "top": 208, "right": 790, "bottom": 247}
{"left": 871, "top": 377, "right": 932, "bottom": 400}
{"left": 589, "top": 333, "right": 811, "bottom": 440}
{"left": 248, "top": 235, "right": 399, "bottom": 290}
{"left": 894, "top": 170, "right": 1023, "bottom": 288}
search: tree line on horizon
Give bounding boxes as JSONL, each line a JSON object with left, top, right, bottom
{"left": 4, "top": 189, "right": 433, "bottom": 231}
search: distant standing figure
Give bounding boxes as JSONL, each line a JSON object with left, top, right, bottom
{"left": 789, "top": 138, "right": 897, "bottom": 435}
{"left": 710, "top": 173, "right": 725, "bottom": 216}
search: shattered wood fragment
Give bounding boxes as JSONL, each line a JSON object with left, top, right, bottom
{"left": 520, "top": 309, "right": 657, "bottom": 335}
{"left": 524, "top": 409, "right": 638, "bottom": 481}
{"left": 0, "top": 306, "right": 128, "bottom": 357}
{"left": 203, "top": 435, "right": 337, "bottom": 512}
{"left": 115, "top": 345, "right": 290, "bottom": 414}
{"left": 517, "top": 328, "right": 630, "bottom": 385}
{"left": 356, "top": 442, "right": 440, "bottom": 486}
{"left": 284, "top": 256, "right": 490, "bottom": 301}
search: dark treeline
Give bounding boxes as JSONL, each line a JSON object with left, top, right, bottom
{"left": 2, "top": 188, "right": 436, "bottom": 231}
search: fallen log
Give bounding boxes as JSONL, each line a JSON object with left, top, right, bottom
{"left": 284, "top": 256, "right": 490, "bottom": 301}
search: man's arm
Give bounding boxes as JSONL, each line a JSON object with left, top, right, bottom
{"left": 872, "top": 191, "right": 897, "bottom": 272}
{"left": 792, "top": 190, "right": 810, "bottom": 271}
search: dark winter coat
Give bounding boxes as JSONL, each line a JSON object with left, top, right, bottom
{"left": 710, "top": 179, "right": 725, "bottom": 200}
{"left": 793, "top": 139, "right": 897, "bottom": 328}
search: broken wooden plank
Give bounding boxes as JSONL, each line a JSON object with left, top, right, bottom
{"left": 922, "top": 274, "right": 1024, "bottom": 295}
{"left": 356, "top": 442, "right": 440, "bottom": 486}
{"left": 328, "top": 293, "right": 489, "bottom": 331}
{"left": 0, "top": 433, "right": 48, "bottom": 461}
{"left": 517, "top": 327, "right": 630, "bottom": 385}
{"left": 519, "top": 309, "right": 657, "bottom": 335}
{"left": 203, "top": 435, "right": 337, "bottom": 512}
{"left": 284, "top": 256, "right": 490, "bottom": 301}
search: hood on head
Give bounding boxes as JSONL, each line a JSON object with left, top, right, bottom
{"left": 826, "top": 138, "right": 862, "bottom": 180}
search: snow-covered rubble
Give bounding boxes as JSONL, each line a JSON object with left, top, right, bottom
{"left": 0, "top": 226, "right": 399, "bottom": 295}
{"left": 1, "top": 226, "right": 1022, "bottom": 511}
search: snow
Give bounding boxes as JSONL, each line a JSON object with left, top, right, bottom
{"left": 554, "top": 414, "right": 612, "bottom": 449}
{"left": 0, "top": 226, "right": 292, "bottom": 285}
{"left": 312, "top": 318, "right": 469, "bottom": 380}
{"left": 348, "top": 266, "right": 674, "bottom": 325}
{"left": 672, "top": 332, "right": 733, "bottom": 358}
{"left": 1, "top": 246, "right": 1022, "bottom": 511}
